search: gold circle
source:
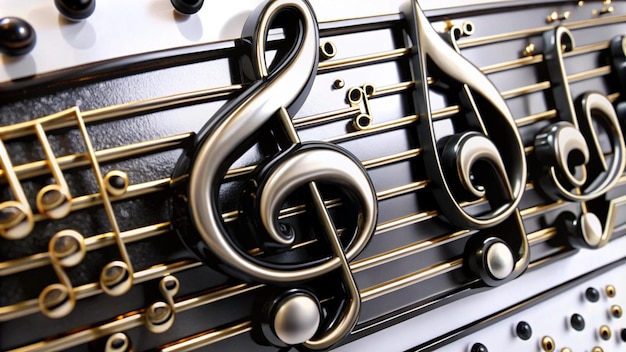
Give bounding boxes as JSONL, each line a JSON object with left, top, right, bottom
{"left": 592, "top": 347, "right": 604, "bottom": 352}
{"left": 106, "top": 332, "right": 130, "bottom": 352}
{"left": 541, "top": 336, "right": 555, "bottom": 352}
{"left": 611, "top": 304, "right": 623, "bottom": 318}
{"left": 606, "top": 285, "right": 616, "bottom": 297}
{"left": 561, "top": 348, "right": 572, "bottom": 352}
{"left": 599, "top": 325, "right": 611, "bottom": 340}
{"left": 104, "top": 170, "right": 129, "bottom": 197}
{"left": 347, "top": 87, "right": 362, "bottom": 104}
{"left": 319, "top": 41, "right": 337, "bottom": 60}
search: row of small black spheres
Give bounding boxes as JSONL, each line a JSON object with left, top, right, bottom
{"left": 0, "top": 0, "right": 204, "bottom": 56}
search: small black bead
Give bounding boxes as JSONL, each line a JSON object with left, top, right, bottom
{"left": 471, "top": 343, "right": 488, "bottom": 352}
{"left": 620, "top": 328, "right": 626, "bottom": 342}
{"left": 108, "top": 175, "right": 126, "bottom": 189}
{"left": 171, "top": 0, "right": 204, "bottom": 15}
{"left": 110, "top": 338, "right": 125, "bottom": 349}
{"left": 585, "top": 287, "right": 600, "bottom": 302}
{"left": 55, "top": 0, "right": 96, "bottom": 21}
{"left": 165, "top": 280, "right": 177, "bottom": 291}
{"left": 0, "top": 17, "right": 36, "bottom": 56}
{"left": 570, "top": 313, "right": 585, "bottom": 331}
{"left": 516, "top": 321, "right": 532, "bottom": 340}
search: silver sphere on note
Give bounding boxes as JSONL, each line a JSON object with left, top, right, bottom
{"left": 485, "top": 242, "right": 514, "bottom": 280}
{"left": 273, "top": 293, "right": 321, "bottom": 345}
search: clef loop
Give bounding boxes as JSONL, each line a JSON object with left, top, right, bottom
{"left": 173, "top": 0, "right": 377, "bottom": 349}
{"left": 533, "top": 26, "right": 626, "bottom": 249}
{"left": 403, "top": 0, "right": 529, "bottom": 286}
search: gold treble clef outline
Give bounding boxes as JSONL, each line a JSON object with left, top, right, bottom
{"left": 403, "top": 0, "right": 529, "bottom": 286}
{"left": 173, "top": 0, "right": 378, "bottom": 349}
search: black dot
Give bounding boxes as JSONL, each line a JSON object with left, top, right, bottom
{"left": 585, "top": 287, "right": 600, "bottom": 302}
{"left": 323, "top": 42, "right": 335, "bottom": 56}
{"left": 171, "top": 0, "right": 204, "bottom": 15}
{"left": 108, "top": 175, "right": 126, "bottom": 189}
{"left": 471, "top": 343, "right": 488, "bottom": 352}
{"left": 111, "top": 337, "right": 125, "bottom": 349}
{"left": 516, "top": 321, "right": 532, "bottom": 340}
{"left": 55, "top": 0, "right": 96, "bottom": 21}
{"left": 0, "top": 17, "right": 36, "bottom": 56}
{"left": 165, "top": 280, "right": 177, "bottom": 291}
{"left": 570, "top": 314, "right": 585, "bottom": 331}
{"left": 349, "top": 89, "right": 361, "bottom": 102}
{"left": 620, "top": 328, "right": 626, "bottom": 342}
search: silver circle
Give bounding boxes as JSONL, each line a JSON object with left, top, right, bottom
{"left": 274, "top": 294, "right": 321, "bottom": 345}
{"left": 579, "top": 212, "right": 602, "bottom": 247}
{"left": 485, "top": 242, "right": 514, "bottom": 280}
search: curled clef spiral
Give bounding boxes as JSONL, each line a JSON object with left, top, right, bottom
{"left": 172, "top": 0, "right": 377, "bottom": 349}
{"left": 403, "top": 0, "right": 529, "bottom": 286}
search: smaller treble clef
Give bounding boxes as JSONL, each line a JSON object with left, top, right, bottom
{"left": 534, "top": 26, "right": 626, "bottom": 249}
{"left": 172, "top": 0, "right": 377, "bottom": 349}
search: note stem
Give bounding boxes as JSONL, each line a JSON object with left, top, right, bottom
{"left": 72, "top": 108, "right": 134, "bottom": 280}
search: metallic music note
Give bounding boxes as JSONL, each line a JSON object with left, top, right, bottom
{"left": 403, "top": 0, "right": 529, "bottom": 286}
{"left": 172, "top": 0, "right": 377, "bottom": 349}
{"left": 68, "top": 106, "right": 135, "bottom": 295}
{"left": 0, "top": 108, "right": 81, "bottom": 239}
{"left": 0, "top": 107, "right": 128, "bottom": 242}
{"left": 534, "top": 26, "right": 626, "bottom": 248}
{"left": 347, "top": 83, "right": 376, "bottom": 130}
{"left": 0, "top": 138, "right": 33, "bottom": 239}
{"left": 33, "top": 111, "right": 74, "bottom": 220}
{"left": 38, "top": 229, "right": 86, "bottom": 318}
{"left": 145, "top": 275, "right": 179, "bottom": 334}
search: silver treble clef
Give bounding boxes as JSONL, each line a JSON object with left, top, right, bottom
{"left": 403, "top": 0, "right": 529, "bottom": 286}
{"left": 173, "top": 0, "right": 377, "bottom": 349}
{"left": 534, "top": 26, "right": 626, "bottom": 249}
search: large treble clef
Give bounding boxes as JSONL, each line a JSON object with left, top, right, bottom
{"left": 173, "top": 0, "right": 377, "bottom": 349}
{"left": 533, "top": 26, "right": 626, "bottom": 249}
{"left": 403, "top": 1, "right": 529, "bottom": 286}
